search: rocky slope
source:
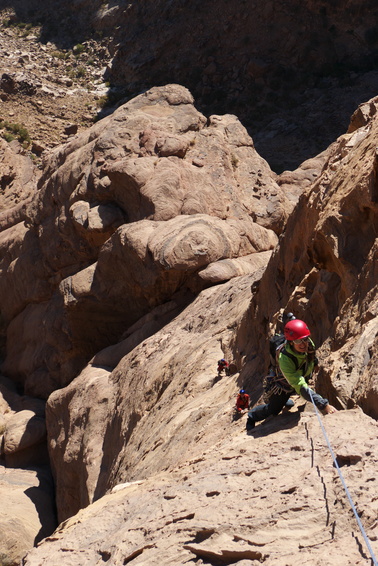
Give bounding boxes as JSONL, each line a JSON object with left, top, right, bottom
{"left": 0, "top": 8, "right": 111, "bottom": 155}
{"left": 1, "top": 1, "right": 378, "bottom": 171}
{"left": 0, "top": 2, "right": 377, "bottom": 566}
{"left": 23, "top": 408, "right": 378, "bottom": 566}
{"left": 15, "top": 91, "right": 378, "bottom": 565}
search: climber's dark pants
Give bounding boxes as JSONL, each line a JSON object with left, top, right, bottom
{"left": 248, "top": 390, "right": 292, "bottom": 423}
{"left": 248, "top": 386, "right": 328, "bottom": 423}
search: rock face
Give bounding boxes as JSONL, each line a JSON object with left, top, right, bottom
{"left": 46, "top": 273, "right": 256, "bottom": 522}
{"left": 0, "top": 84, "right": 288, "bottom": 398}
{"left": 23, "top": 408, "right": 378, "bottom": 566}
{"left": 0, "top": 138, "right": 39, "bottom": 216}
{"left": 0, "top": 82, "right": 377, "bottom": 565}
{"left": 0, "top": 464, "right": 56, "bottom": 566}
{"left": 0, "top": 379, "right": 56, "bottom": 565}
{"left": 234, "top": 95, "right": 378, "bottom": 419}
{"left": 0, "top": 4, "right": 377, "bottom": 566}
{"left": 23, "top": 94, "right": 377, "bottom": 563}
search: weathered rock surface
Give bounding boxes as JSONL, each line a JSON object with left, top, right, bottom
{"left": 235, "top": 94, "right": 378, "bottom": 419}
{"left": 0, "top": 376, "right": 55, "bottom": 564}
{"left": 46, "top": 273, "right": 255, "bottom": 522}
{"left": 0, "top": 376, "right": 48, "bottom": 468}
{"left": 21, "top": 94, "right": 377, "bottom": 565}
{"left": 23, "top": 408, "right": 378, "bottom": 565}
{"left": 0, "top": 138, "right": 39, "bottom": 215}
{"left": 0, "top": 84, "right": 288, "bottom": 397}
{"left": 0, "top": 464, "right": 56, "bottom": 566}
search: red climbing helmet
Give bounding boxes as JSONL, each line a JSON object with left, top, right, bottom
{"left": 284, "top": 319, "right": 311, "bottom": 341}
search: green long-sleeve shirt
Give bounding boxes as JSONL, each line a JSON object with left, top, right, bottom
{"left": 278, "top": 340, "right": 315, "bottom": 395}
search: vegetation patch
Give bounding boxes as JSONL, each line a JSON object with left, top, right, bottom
{"left": 0, "top": 121, "right": 31, "bottom": 147}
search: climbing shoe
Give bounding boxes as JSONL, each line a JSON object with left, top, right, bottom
{"left": 246, "top": 417, "right": 255, "bottom": 431}
{"left": 285, "top": 399, "right": 294, "bottom": 409}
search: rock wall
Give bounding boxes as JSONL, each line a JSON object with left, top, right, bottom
{"left": 234, "top": 96, "right": 378, "bottom": 416}
{"left": 46, "top": 273, "right": 256, "bottom": 522}
{"left": 0, "top": 86, "right": 376, "bottom": 565}
{"left": 36, "top": 95, "right": 378, "bottom": 532}
{"left": 0, "top": 84, "right": 288, "bottom": 398}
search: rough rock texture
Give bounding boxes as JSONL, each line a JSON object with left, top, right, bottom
{"left": 0, "top": 465, "right": 56, "bottom": 566}
{"left": 0, "top": 85, "right": 377, "bottom": 566}
{"left": 0, "top": 138, "right": 39, "bottom": 214}
{"left": 46, "top": 273, "right": 255, "bottom": 522}
{"left": 23, "top": 408, "right": 378, "bottom": 565}
{"left": 0, "top": 4, "right": 377, "bottom": 566}
{"left": 0, "top": 376, "right": 48, "bottom": 468}
{"left": 0, "top": 84, "right": 287, "bottom": 397}
{"left": 0, "top": 379, "right": 55, "bottom": 565}
{"left": 234, "top": 95, "right": 378, "bottom": 418}
{"left": 19, "top": 94, "right": 377, "bottom": 564}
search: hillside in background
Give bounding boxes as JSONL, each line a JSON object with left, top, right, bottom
{"left": 0, "top": 0, "right": 378, "bottom": 170}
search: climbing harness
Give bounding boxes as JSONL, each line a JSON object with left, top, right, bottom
{"left": 308, "top": 390, "right": 378, "bottom": 566}
{"left": 262, "top": 373, "right": 294, "bottom": 402}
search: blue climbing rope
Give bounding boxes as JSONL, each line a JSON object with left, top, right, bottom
{"left": 308, "top": 390, "right": 378, "bottom": 566}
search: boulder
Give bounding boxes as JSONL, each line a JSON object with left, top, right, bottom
{"left": 0, "top": 72, "right": 41, "bottom": 95}
{"left": 0, "top": 85, "right": 289, "bottom": 396}
{"left": 0, "top": 376, "right": 48, "bottom": 467}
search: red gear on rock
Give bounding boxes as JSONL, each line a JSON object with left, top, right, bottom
{"left": 284, "top": 319, "right": 311, "bottom": 341}
{"left": 217, "top": 359, "right": 229, "bottom": 373}
{"left": 236, "top": 392, "right": 250, "bottom": 412}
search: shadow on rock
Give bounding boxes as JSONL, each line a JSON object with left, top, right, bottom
{"left": 24, "top": 467, "right": 57, "bottom": 544}
{"left": 247, "top": 410, "right": 301, "bottom": 438}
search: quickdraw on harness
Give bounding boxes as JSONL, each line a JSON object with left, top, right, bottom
{"left": 262, "top": 373, "right": 294, "bottom": 402}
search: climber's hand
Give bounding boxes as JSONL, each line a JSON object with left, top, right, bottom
{"left": 322, "top": 404, "right": 337, "bottom": 415}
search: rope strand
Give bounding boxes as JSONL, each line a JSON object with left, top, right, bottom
{"left": 308, "top": 390, "right": 378, "bottom": 566}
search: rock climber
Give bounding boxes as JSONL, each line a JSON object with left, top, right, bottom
{"left": 246, "top": 319, "right": 337, "bottom": 430}
{"left": 217, "top": 359, "right": 230, "bottom": 376}
{"left": 268, "top": 311, "right": 296, "bottom": 370}
{"left": 235, "top": 389, "right": 250, "bottom": 413}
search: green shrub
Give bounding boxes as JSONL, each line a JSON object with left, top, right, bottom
{"left": 76, "top": 66, "right": 86, "bottom": 78}
{"left": 73, "top": 43, "right": 86, "bottom": 55}
{"left": 51, "top": 50, "right": 70, "bottom": 60}
{"left": 96, "top": 94, "right": 109, "bottom": 108}
{"left": 3, "top": 131, "right": 15, "bottom": 143}
{"left": 0, "top": 121, "right": 31, "bottom": 145}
